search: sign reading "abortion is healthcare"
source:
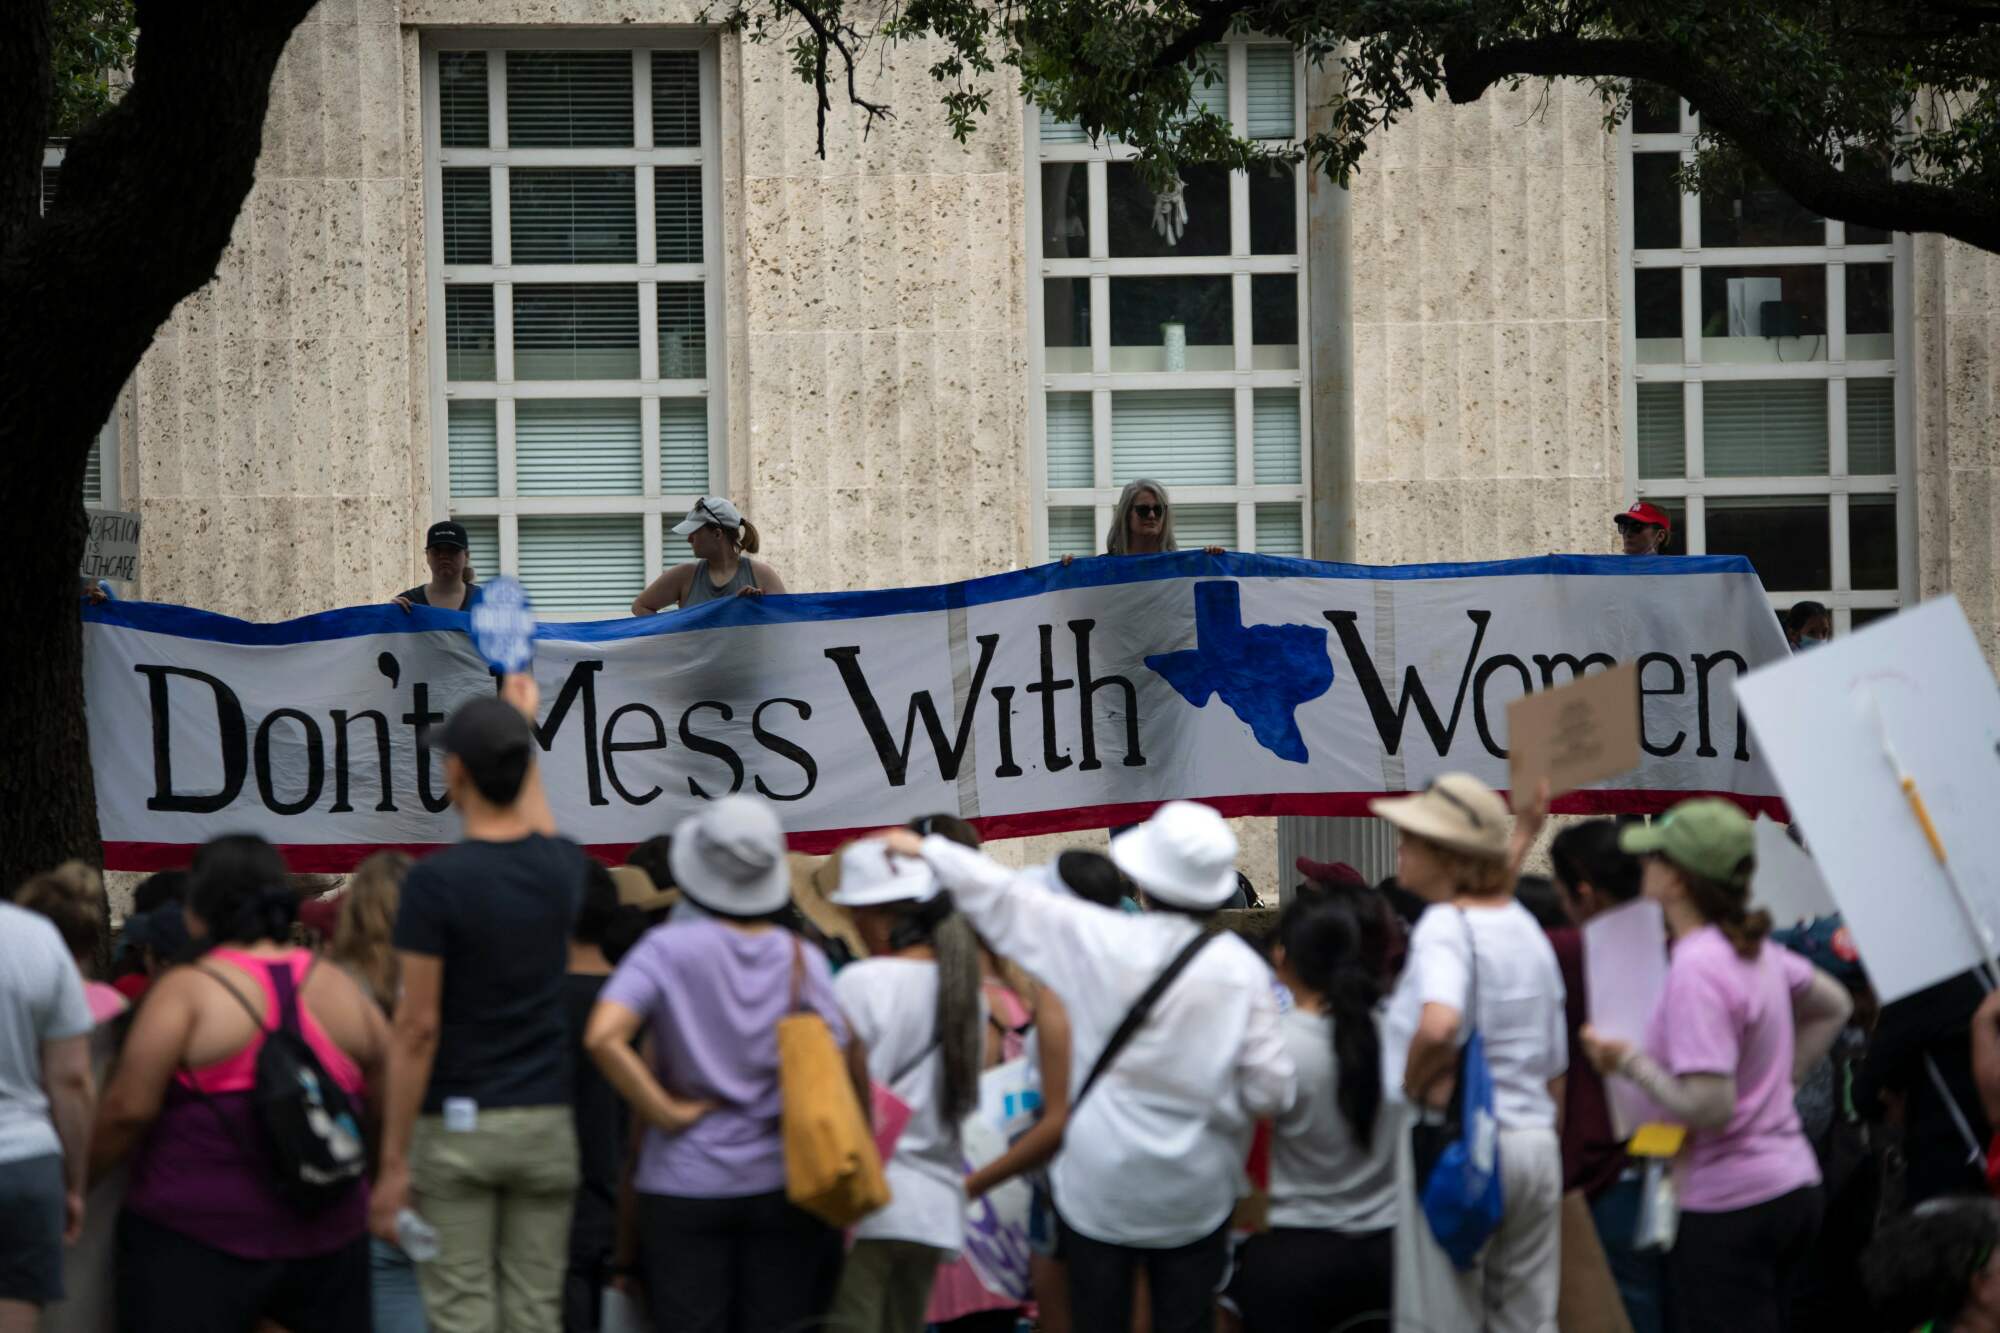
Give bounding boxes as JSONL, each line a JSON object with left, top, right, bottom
{"left": 84, "top": 553, "right": 1790, "bottom": 870}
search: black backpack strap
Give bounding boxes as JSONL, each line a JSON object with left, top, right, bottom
{"left": 269, "top": 955, "right": 312, "bottom": 1035}
{"left": 194, "top": 962, "right": 274, "bottom": 1032}
{"left": 1071, "top": 930, "right": 1219, "bottom": 1115}
{"left": 889, "top": 1037, "right": 942, "bottom": 1088}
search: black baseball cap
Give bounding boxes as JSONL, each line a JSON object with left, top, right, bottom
{"left": 439, "top": 696, "right": 535, "bottom": 804}
{"left": 426, "top": 520, "right": 469, "bottom": 551}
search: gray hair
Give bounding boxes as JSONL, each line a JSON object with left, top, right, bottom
{"left": 1105, "top": 479, "right": 1179, "bottom": 555}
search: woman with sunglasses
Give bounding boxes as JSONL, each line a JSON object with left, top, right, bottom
{"left": 1582, "top": 799, "right": 1851, "bottom": 1333}
{"left": 631, "top": 495, "right": 787, "bottom": 614}
{"left": 1060, "top": 479, "right": 1225, "bottom": 564}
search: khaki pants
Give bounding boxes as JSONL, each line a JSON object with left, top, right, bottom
{"left": 412, "top": 1105, "right": 579, "bottom": 1333}
{"left": 830, "top": 1238, "right": 947, "bottom": 1333}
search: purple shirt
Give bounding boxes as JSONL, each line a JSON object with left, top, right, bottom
{"left": 1643, "top": 926, "right": 1820, "bottom": 1212}
{"left": 600, "top": 920, "right": 847, "bottom": 1198}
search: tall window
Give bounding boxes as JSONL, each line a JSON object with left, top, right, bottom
{"left": 1028, "top": 42, "right": 1310, "bottom": 560}
{"left": 45, "top": 143, "right": 117, "bottom": 511}
{"left": 422, "top": 36, "right": 721, "bottom": 617}
{"left": 1621, "top": 100, "right": 1913, "bottom": 630}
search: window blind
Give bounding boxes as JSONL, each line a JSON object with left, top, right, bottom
{"left": 518, "top": 514, "right": 644, "bottom": 614}
{"left": 660, "top": 399, "right": 708, "bottom": 493}
{"left": 438, "top": 52, "right": 489, "bottom": 147}
{"left": 1253, "top": 389, "right": 1301, "bottom": 484}
{"left": 512, "top": 283, "right": 640, "bottom": 380}
{"left": 455, "top": 515, "right": 500, "bottom": 582}
{"left": 1636, "top": 382, "right": 1685, "bottom": 479}
{"left": 509, "top": 168, "right": 637, "bottom": 264}
{"left": 1046, "top": 393, "right": 1093, "bottom": 487}
{"left": 507, "top": 51, "right": 634, "bottom": 148}
{"left": 1047, "top": 507, "right": 1097, "bottom": 557}
{"left": 1112, "top": 390, "right": 1235, "bottom": 486}
{"left": 1037, "top": 105, "right": 1089, "bottom": 145}
{"left": 40, "top": 164, "right": 59, "bottom": 214}
{"left": 441, "top": 168, "right": 492, "bottom": 265}
{"left": 657, "top": 283, "right": 706, "bottom": 378}
{"left": 446, "top": 400, "right": 498, "bottom": 497}
{"left": 655, "top": 167, "right": 703, "bottom": 262}
{"left": 1174, "top": 503, "right": 1236, "bottom": 550}
{"left": 1245, "top": 47, "right": 1295, "bottom": 138}
{"left": 515, "top": 399, "right": 642, "bottom": 496}
{"left": 1188, "top": 48, "right": 1227, "bottom": 121}
{"left": 1847, "top": 378, "right": 1895, "bottom": 474}
{"left": 1704, "top": 380, "right": 1828, "bottom": 476}
{"left": 1256, "top": 503, "right": 1302, "bottom": 556}
{"left": 652, "top": 51, "right": 701, "bottom": 147}
{"left": 445, "top": 285, "right": 496, "bottom": 381}
{"left": 82, "top": 433, "right": 103, "bottom": 508}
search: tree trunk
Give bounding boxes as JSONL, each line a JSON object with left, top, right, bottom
{"left": 0, "top": 0, "right": 320, "bottom": 894}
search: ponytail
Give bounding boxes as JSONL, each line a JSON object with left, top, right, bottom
{"left": 889, "top": 893, "right": 983, "bottom": 1124}
{"left": 1678, "top": 859, "right": 1770, "bottom": 959}
{"left": 736, "top": 518, "right": 762, "bottom": 555}
{"left": 1276, "top": 890, "right": 1384, "bottom": 1145}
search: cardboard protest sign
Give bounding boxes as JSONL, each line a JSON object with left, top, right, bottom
{"left": 1751, "top": 816, "right": 1838, "bottom": 928}
{"left": 1508, "top": 661, "right": 1641, "bottom": 799}
{"left": 81, "top": 509, "right": 140, "bottom": 583}
{"left": 1737, "top": 596, "right": 2000, "bottom": 1003}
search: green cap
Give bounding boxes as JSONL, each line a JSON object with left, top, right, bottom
{"left": 1619, "top": 799, "right": 1755, "bottom": 885}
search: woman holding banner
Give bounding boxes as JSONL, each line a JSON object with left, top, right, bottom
{"left": 1058, "top": 478, "right": 1226, "bottom": 563}
{"left": 1582, "top": 798, "right": 1854, "bottom": 1333}
{"left": 630, "top": 495, "right": 787, "bottom": 613}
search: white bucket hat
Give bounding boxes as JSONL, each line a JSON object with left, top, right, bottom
{"left": 1110, "top": 801, "right": 1239, "bottom": 910}
{"left": 671, "top": 496, "right": 745, "bottom": 536}
{"left": 828, "top": 842, "right": 940, "bottom": 909}
{"left": 1369, "top": 772, "right": 1510, "bottom": 860}
{"left": 668, "top": 795, "right": 792, "bottom": 918}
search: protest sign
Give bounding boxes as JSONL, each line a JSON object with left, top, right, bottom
{"left": 957, "top": 1057, "right": 1041, "bottom": 1302}
{"left": 1507, "top": 661, "right": 1641, "bottom": 799}
{"left": 1750, "top": 816, "right": 1838, "bottom": 928}
{"left": 469, "top": 576, "right": 536, "bottom": 674}
{"left": 81, "top": 509, "right": 140, "bottom": 583}
{"left": 1582, "top": 898, "right": 1669, "bottom": 1138}
{"left": 1737, "top": 596, "right": 2000, "bottom": 1003}
{"left": 83, "top": 552, "right": 1790, "bottom": 870}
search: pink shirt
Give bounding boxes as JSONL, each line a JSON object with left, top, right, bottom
{"left": 1643, "top": 926, "right": 1820, "bottom": 1212}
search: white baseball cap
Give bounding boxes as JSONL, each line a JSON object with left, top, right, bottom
{"left": 669, "top": 795, "right": 792, "bottom": 918}
{"left": 828, "top": 841, "right": 940, "bottom": 909}
{"left": 1109, "top": 801, "right": 1240, "bottom": 910}
{"left": 671, "top": 496, "right": 745, "bottom": 535}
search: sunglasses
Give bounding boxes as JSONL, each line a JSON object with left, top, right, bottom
{"left": 1132, "top": 504, "right": 1165, "bottom": 519}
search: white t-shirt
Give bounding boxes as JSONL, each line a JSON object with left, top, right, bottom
{"left": 1269, "top": 1008, "right": 1397, "bottom": 1232}
{"left": 833, "top": 957, "right": 972, "bottom": 1254}
{"left": 1380, "top": 901, "right": 1567, "bottom": 1127}
{"left": 0, "top": 904, "right": 94, "bottom": 1166}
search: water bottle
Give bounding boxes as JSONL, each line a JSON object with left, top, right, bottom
{"left": 396, "top": 1207, "right": 441, "bottom": 1262}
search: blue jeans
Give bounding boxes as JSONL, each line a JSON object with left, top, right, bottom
{"left": 1589, "top": 1176, "right": 1668, "bottom": 1333}
{"left": 371, "top": 1236, "right": 429, "bottom": 1333}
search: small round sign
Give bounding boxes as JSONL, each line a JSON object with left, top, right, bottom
{"left": 468, "top": 576, "right": 537, "bottom": 674}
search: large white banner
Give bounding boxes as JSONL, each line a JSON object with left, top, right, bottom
{"left": 84, "top": 553, "right": 1790, "bottom": 870}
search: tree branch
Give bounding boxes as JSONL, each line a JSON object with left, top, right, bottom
{"left": 782, "top": 0, "right": 891, "bottom": 155}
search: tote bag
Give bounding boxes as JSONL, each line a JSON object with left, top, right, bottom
{"left": 778, "top": 939, "right": 890, "bottom": 1227}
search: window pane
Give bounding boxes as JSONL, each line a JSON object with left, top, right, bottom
{"left": 1246, "top": 47, "right": 1295, "bottom": 138}
{"left": 1253, "top": 389, "right": 1301, "bottom": 484}
{"left": 441, "top": 169, "right": 492, "bottom": 265}
{"left": 1249, "top": 162, "right": 1297, "bottom": 255}
{"left": 82, "top": 428, "right": 102, "bottom": 507}
{"left": 652, "top": 51, "right": 700, "bottom": 147}
{"left": 658, "top": 282, "right": 706, "bottom": 379}
{"left": 518, "top": 514, "right": 644, "bottom": 615}
{"left": 1700, "top": 266, "right": 1827, "bottom": 363}
{"left": 1038, "top": 105, "right": 1090, "bottom": 147}
{"left": 507, "top": 51, "right": 634, "bottom": 148}
{"left": 516, "top": 399, "right": 642, "bottom": 496}
{"left": 1108, "top": 162, "right": 1229, "bottom": 257}
{"left": 1111, "top": 276, "right": 1232, "bottom": 372}
{"left": 1845, "top": 263, "right": 1894, "bottom": 358}
{"left": 1043, "top": 278, "right": 1090, "bottom": 373}
{"left": 1112, "top": 390, "right": 1234, "bottom": 485}
{"left": 1047, "top": 507, "right": 1096, "bottom": 557}
{"left": 1700, "top": 164, "right": 1823, "bottom": 247}
{"left": 1636, "top": 382, "right": 1685, "bottom": 479}
{"left": 1046, "top": 393, "right": 1093, "bottom": 487}
{"left": 1040, "top": 163, "right": 1090, "bottom": 260}
{"left": 512, "top": 283, "right": 640, "bottom": 380}
{"left": 1174, "top": 503, "right": 1237, "bottom": 549}
{"left": 455, "top": 515, "right": 499, "bottom": 581}
{"left": 1650, "top": 499, "right": 1686, "bottom": 555}
{"left": 1704, "top": 381, "right": 1828, "bottom": 476}
{"left": 1185, "top": 48, "right": 1227, "bottom": 122}
{"left": 660, "top": 399, "right": 708, "bottom": 493}
{"left": 445, "top": 285, "right": 495, "bottom": 380}
{"left": 655, "top": 167, "right": 703, "bottom": 263}
{"left": 1705, "top": 496, "right": 1830, "bottom": 592}
{"left": 1634, "top": 269, "right": 1682, "bottom": 362}
{"left": 1256, "top": 503, "right": 1303, "bottom": 555}
{"left": 1251, "top": 273, "right": 1298, "bottom": 370}
{"left": 1851, "top": 607, "right": 1896, "bottom": 630}
{"left": 1632, "top": 154, "right": 1683, "bottom": 250}
{"left": 40, "top": 163, "right": 60, "bottom": 214}
{"left": 1847, "top": 378, "right": 1895, "bottom": 474}
{"left": 509, "top": 168, "right": 637, "bottom": 264}
{"left": 438, "top": 52, "right": 489, "bottom": 147}
{"left": 1850, "top": 494, "right": 1898, "bottom": 590}
{"left": 446, "top": 400, "right": 497, "bottom": 497}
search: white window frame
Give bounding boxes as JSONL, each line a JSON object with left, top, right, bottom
{"left": 45, "top": 142, "right": 120, "bottom": 512}
{"left": 419, "top": 31, "right": 725, "bottom": 613}
{"left": 1025, "top": 40, "right": 1312, "bottom": 560}
{"left": 1617, "top": 105, "right": 1917, "bottom": 631}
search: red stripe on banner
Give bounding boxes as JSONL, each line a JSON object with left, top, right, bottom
{"left": 101, "top": 788, "right": 1788, "bottom": 873}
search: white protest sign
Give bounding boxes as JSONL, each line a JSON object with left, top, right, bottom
{"left": 1750, "top": 816, "right": 1838, "bottom": 929}
{"left": 1737, "top": 597, "right": 2000, "bottom": 1003}
{"left": 81, "top": 509, "right": 140, "bottom": 583}
{"left": 1583, "top": 898, "right": 1669, "bottom": 1138}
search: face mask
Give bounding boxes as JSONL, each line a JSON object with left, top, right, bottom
{"left": 1798, "top": 635, "right": 1828, "bottom": 650}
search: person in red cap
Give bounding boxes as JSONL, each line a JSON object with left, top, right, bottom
{"left": 1615, "top": 502, "right": 1672, "bottom": 555}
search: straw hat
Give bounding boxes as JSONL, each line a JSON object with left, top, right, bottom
{"left": 1369, "top": 773, "right": 1510, "bottom": 860}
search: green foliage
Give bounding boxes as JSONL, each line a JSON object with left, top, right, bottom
{"left": 49, "top": 0, "right": 137, "bottom": 135}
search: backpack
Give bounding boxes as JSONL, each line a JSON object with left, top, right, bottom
{"left": 1409, "top": 909, "right": 1505, "bottom": 1269}
{"left": 191, "top": 956, "right": 368, "bottom": 1212}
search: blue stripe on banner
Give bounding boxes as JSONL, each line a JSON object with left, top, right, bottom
{"left": 82, "top": 551, "right": 1760, "bottom": 646}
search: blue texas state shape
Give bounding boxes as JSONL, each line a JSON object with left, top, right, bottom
{"left": 1144, "top": 581, "right": 1334, "bottom": 764}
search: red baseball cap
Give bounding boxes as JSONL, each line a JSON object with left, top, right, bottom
{"left": 1295, "top": 856, "right": 1367, "bottom": 888}
{"left": 1616, "top": 501, "right": 1672, "bottom": 535}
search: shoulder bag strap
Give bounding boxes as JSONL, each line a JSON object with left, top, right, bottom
{"left": 1454, "top": 906, "right": 1481, "bottom": 1037}
{"left": 1071, "top": 930, "right": 1219, "bottom": 1116}
{"left": 889, "top": 1037, "right": 942, "bottom": 1087}
{"left": 787, "top": 935, "right": 806, "bottom": 1015}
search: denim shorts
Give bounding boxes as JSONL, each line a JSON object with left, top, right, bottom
{"left": 0, "top": 1153, "right": 65, "bottom": 1304}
